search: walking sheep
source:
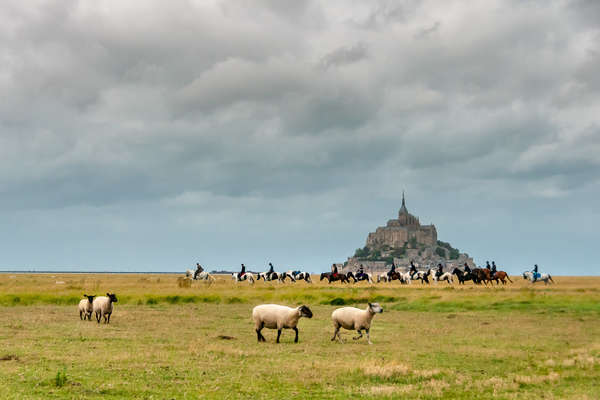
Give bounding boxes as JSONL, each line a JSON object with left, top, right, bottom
{"left": 93, "top": 293, "right": 118, "bottom": 324}
{"left": 331, "top": 303, "right": 383, "bottom": 344}
{"left": 78, "top": 294, "right": 95, "bottom": 320}
{"left": 252, "top": 304, "right": 313, "bottom": 343}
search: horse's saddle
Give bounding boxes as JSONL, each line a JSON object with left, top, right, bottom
{"left": 533, "top": 272, "right": 541, "bottom": 279}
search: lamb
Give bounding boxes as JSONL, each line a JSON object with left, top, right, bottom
{"left": 78, "top": 294, "right": 95, "bottom": 320}
{"left": 92, "top": 293, "right": 118, "bottom": 324}
{"left": 252, "top": 304, "right": 313, "bottom": 343}
{"left": 331, "top": 303, "right": 383, "bottom": 344}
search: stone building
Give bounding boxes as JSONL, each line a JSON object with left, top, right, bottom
{"left": 341, "top": 193, "right": 474, "bottom": 274}
{"left": 366, "top": 193, "right": 437, "bottom": 249}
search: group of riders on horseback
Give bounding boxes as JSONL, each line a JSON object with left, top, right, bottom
{"left": 330, "top": 260, "right": 544, "bottom": 284}
{"left": 199, "top": 259, "right": 545, "bottom": 284}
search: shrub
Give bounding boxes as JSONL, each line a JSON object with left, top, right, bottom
{"left": 435, "top": 247, "right": 446, "bottom": 258}
{"left": 54, "top": 370, "right": 67, "bottom": 388}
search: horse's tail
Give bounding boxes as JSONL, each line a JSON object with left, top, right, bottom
{"left": 506, "top": 274, "right": 513, "bottom": 283}
{"left": 548, "top": 274, "right": 554, "bottom": 283}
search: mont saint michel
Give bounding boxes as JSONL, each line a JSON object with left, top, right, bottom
{"left": 342, "top": 194, "right": 473, "bottom": 273}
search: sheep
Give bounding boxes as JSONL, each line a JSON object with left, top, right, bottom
{"left": 252, "top": 304, "right": 313, "bottom": 343}
{"left": 92, "top": 293, "right": 118, "bottom": 324}
{"left": 331, "top": 303, "right": 383, "bottom": 344}
{"left": 78, "top": 294, "right": 95, "bottom": 320}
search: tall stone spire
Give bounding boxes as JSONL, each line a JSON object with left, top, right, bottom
{"left": 399, "top": 191, "right": 408, "bottom": 214}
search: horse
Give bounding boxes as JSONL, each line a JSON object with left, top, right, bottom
{"left": 257, "top": 271, "right": 278, "bottom": 282}
{"left": 432, "top": 271, "right": 453, "bottom": 284}
{"left": 346, "top": 271, "right": 374, "bottom": 284}
{"left": 491, "top": 270, "right": 512, "bottom": 285}
{"left": 292, "top": 271, "right": 312, "bottom": 283}
{"left": 320, "top": 272, "right": 349, "bottom": 284}
{"left": 194, "top": 270, "right": 216, "bottom": 284}
{"left": 232, "top": 272, "right": 255, "bottom": 284}
{"left": 376, "top": 273, "right": 389, "bottom": 283}
{"left": 471, "top": 268, "right": 489, "bottom": 285}
{"left": 452, "top": 268, "right": 475, "bottom": 284}
{"left": 399, "top": 271, "right": 412, "bottom": 284}
{"left": 280, "top": 271, "right": 297, "bottom": 283}
{"left": 523, "top": 271, "right": 554, "bottom": 285}
{"left": 410, "top": 269, "right": 431, "bottom": 284}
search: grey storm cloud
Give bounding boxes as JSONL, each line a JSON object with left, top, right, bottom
{"left": 0, "top": 0, "right": 599, "bottom": 272}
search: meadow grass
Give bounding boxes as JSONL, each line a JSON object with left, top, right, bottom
{"left": 0, "top": 274, "right": 599, "bottom": 399}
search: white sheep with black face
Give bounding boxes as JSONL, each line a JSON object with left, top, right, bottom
{"left": 78, "top": 294, "right": 95, "bottom": 320}
{"left": 252, "top": 304, "right": 313, "bottom": 343}
{"left": 92, "top": 293, "right": 118, "bottom": 324}
{"left": 331, "top": 303, "right": 383, "bottom": 344}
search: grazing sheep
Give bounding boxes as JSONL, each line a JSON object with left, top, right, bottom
{"left": 331, "top": 303, "right": 383, "bottom": 344}
{"left": 78, "top": 294, "right": 95, "bottom": 320}
{"left": 93, "top": 293, "right": 118, "bottom": 324}
{"left": 252, "top": 304, "right": 313, "bottom": 343}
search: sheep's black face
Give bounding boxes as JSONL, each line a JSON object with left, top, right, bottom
{"left": 86, "top": 295, "right": 95, "bottom": 303}
{"left": 299, "top": 305, "right": 313, "bottom": 318}
{"left": 108, "top": 293, "right": 118, "bottom": 303}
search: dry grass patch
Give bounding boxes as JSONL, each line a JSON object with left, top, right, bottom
{"left": 361, "top": 360, "right": 410, "bottom": 378}
{"left": 359, "top": 384, "right": 414, "bottom": 396}
{"left": 513, "top": 371, "right": 560, "bottom": 384}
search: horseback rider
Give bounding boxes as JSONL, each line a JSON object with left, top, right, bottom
{"left": 331, "top": 263, "right": 339, "bottom": 278}
{"left": 239, "top": 263, "right": 246, "bottom": 278}
{"left": 409, "top": 261, "right": 417, "bottom": 277}
{"left": 267, "top": 262, "right": 275, "bottom": 280}
{"left": 387, "top": 262, "right": 396, "bottom": 278}
{"left": 491, "top": 261, "right": 497, "bottom": 278}
{"left": 532, "top": 264, "right": 539, "bottom": 282}
{"left": 463, "top": 263, "right": 471, "bottom": 273}
{"left": 194, "top": 263, "right": 204, "bottom": 279}
{"left": 356, "top": 264, "right": 365, "bottom": 280}
{"left": 486, "top": 261, "right": 491, "bottom": 271}
{"left": 436, "top": 263, "right": 444, "bottom": 278}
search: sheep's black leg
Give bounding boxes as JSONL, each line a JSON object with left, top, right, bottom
{"left": 353, "top": 330, "right": 363, "bottom": 340}
{"left": 80, "top": 311, "right": 83, "bottom": 320}
{"left": 293, "top": 327, "right": 299, "bottom": 343}
{"left": 331, "top": 325, "right": 340, "bottom": 341}
{"left": 256, "top": 329, "right": 262, "bottom": 342}
{"left": 276, "top": 329, "right": 282, "bottom": 343}
{"left": 96, "top": 312, "right": 101, "bottom": 324}
{"left": 106, "top": 313, "right": 111, "bottom": 324}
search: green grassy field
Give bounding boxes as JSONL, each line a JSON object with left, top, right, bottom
{"left": 1, "top": 274, "right": 599, "bottom": 399}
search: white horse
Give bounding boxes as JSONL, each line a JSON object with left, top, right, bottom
{"left": 257, "top": 271, "right": 286, "bottom": 283}
{"left": 377, "top": 273, "right": 389, "bottom": 283}
{"left": 281, "top": 271, "right": 298, "bottom": 283}
{"left": 232, "top": 272, "right": 255, "bottom": 284}
{"left": 523, "top": 271, "right": 554, "bottom": 285}
{"left": 398, "top": 271, "right": 412, "bottom": 284}
{"left": 410, "top": 269, "right": 431, "bottom": 284}
{"left": 292, "top": 271, "right": 312, "bottom": 283}
{"left": 432, "top": 272, "right": 453, "bottom": 284}
{"left": 194, "top": 271, "right": 216, "bottom": 284}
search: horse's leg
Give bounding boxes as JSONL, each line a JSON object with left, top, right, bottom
{"left": 353, "top": 330, "right": 363, "bottom": 340}
{"left": 276, "top": 329, "right": 282, "bottom": 343}
{"left": 331, "top": 324, "right": 340, "bottom": 341}
{"left": 293, "top": 327, "right": 299, "bottom": 343}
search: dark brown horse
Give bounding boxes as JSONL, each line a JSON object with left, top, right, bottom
{"left": 471, "top": 268, "right": 491, "bottom": 285}
{"left": 491, "top": 270, "right": 513, "bottom": 285}
{"left": 320, "top": 272, "right": 349, "bottom": 284}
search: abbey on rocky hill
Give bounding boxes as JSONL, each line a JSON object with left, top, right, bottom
{"left": 341, "top": 193, "right": 474, "bottom": 273}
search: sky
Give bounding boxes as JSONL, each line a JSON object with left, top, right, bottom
{"left": 1, "top": 0, "right": 599, "bottom": 274}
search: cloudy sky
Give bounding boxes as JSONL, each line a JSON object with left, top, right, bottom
{"left": 1, "top": 0, "right": 599, "bottom": 274}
